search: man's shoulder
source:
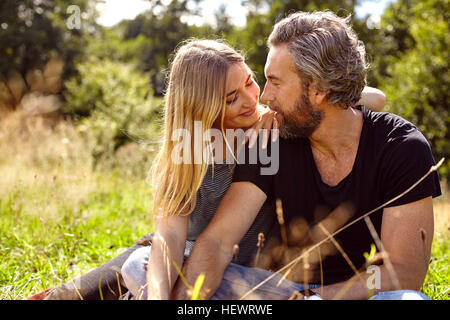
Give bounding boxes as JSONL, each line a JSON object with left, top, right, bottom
{"left": 362, "top": 106, "right": 429, "bottom": 148}
{"left": 360, "top": 107, "right": 442, "bottom": 207}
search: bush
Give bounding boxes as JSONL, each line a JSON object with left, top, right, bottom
{"left": 375, "top": 0, "right": 450, "bottom": 181}
{"left": 63, "top": 58, "right": 163, "bottom": 169}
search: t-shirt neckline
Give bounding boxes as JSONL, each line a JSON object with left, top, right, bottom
{"left": 306, "top": 106, "right": 368, "bottom": 190}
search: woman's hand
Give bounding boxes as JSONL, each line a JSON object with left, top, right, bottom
{"left": 244, "top": 105, "right": 279, "bottom": 149}
{"left": 358, "top": 87, "right": 386, "bottom": 112}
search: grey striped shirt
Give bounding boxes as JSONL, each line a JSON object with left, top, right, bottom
{"left": 185, "top": 163, "right": 275, "bottom": 266}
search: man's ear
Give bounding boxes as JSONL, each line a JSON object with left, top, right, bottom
{"left": 315, "top": 92, "right": 327, "bottom": 105}
{"left": 309, "top": 87, "right": 327, "bottom": 105}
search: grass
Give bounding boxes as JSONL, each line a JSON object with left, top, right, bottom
{"left": 421, "top": 199, "right": 450, "bottom": 299}
{"left": 0, "top": 112, "right": 154, "bottom": 299}
{"left": 0, "top": 112, "right": 448, "bottom": 300}
{"left": 0, "top": 169, "right": 153, "bottom": 299}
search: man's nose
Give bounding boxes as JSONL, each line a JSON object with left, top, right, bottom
{"left": 260, "top": 84, "right": 271, "bottom": 105}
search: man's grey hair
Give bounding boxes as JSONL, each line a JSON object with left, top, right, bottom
{"left": 268, "top": 11, "right": 368, "bottom": 109}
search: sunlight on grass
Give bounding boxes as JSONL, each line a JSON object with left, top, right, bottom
{"left": 0, "top": 113, "right": 154, "bottom": 299}
{"left": 422, "top": 198, "right": 450, "bottom": 300}
{"left": 0, "top": 111, "right": 448, "bottom": 300}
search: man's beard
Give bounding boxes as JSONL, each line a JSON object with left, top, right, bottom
{"left": 275, "top": 93, "right": 323, "bottom": 139}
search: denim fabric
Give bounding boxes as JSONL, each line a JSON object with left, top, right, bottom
{"left": 121, "top": 246, "right": 151, "bottom": 299}
{"left": 211, "top": 263, "right": 321, "bottom": 300}
{"left": 121, "top": 245, "right": 430, "bottom": 300}
{"left": 369, "top": 290, "right": 430, "bottom": 300}
{"left": 121, "top": 245, "right": 320, "bottom": 300}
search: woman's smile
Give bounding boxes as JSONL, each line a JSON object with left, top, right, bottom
{"left": 240, "top": 107, "right": 257, "bottom": 117}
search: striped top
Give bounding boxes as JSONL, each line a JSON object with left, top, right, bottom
{"left": 185, "top": 163, "right": 275, "bottom": 266}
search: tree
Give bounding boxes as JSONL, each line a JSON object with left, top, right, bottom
{"left": 63, "top": 58, "right": 162, "bottom": 166}
{"left": 0, "top": 0, "right": 98, "bottom": 80}
{"left": 225, "top": 0, "right": 361, "bottom": 85}
{"left": 120, "top": 0, "right": 204, "bottom": 96}
{"left": 373, "top": 0, "right": 450, "bottom": 180}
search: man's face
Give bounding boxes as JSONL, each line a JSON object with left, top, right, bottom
{"left": 261, "top": 44, "right": 323, "bottom": 138}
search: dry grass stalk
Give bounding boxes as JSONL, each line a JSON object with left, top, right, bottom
{"left": 115, "top": 272, "right": 122, "bottom": 298}
{"left": 285, "top": 222, "right": 365, "bottom": 299}
{"left": 303, "top": 251, "right": 310, "bottom": 296}
{"left": 98, "top": 266, "right": 104, "bottom": 300}
{"left": 239, "top": 159, "right": 445, "bottom": 300}
{"left": 254, "top": 233, "right": 265, "bottom": 267}
{"left": 332, "top": 265, "right": 367, "bottom": 300}
{"left": 275, "top": 199, "right": 289, "bottom": 263}
{"left": 288, "top": 290, "right": 301, "bottom": 300}
{"left": 332, "top": 250, "right": 389, "bottom": 300}
{"left": 233, "top": 244, "right": 239, "bottom": 264}
{"left": 317, "top": 223, "right": 362, "bottom": 280}
{"left": 318, "top": 246, "right": 324, "bottom": 296}
{"left": 71, "top": 279, "right": 83, "bottom": 300}
{"left": 137, "top": 284, "right": 147, "bottom": 300}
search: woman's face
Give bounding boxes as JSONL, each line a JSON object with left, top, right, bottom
{"left": 214, "top": 62, "right": 260, "bottom": 130}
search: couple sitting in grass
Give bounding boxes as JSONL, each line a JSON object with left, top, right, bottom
{"left": 41, "top": 10, "right": 441, "bottom": 300}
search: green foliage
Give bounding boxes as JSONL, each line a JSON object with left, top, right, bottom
{"left": 63, "top": 58, "right": 162, "bottom": 166}
{"left": 119, "top": 0, "right": 204, "bottom": 95}
{"left": 0, "top": 171, "right": 152, "bottom": 300}
{"left": 227, "top": 0, "right": 360, "bottom": 85}
{"left": 363, "top": 243, "right": 377, "bottom": 261}
{"left": 374, "top": 0, "right": 450, "bottom": 180}
{"left": 0, "top": 0, "right": 97, "bottom": 79}
{"left": 422, "top": 232, "right": 450, "bottom": 300}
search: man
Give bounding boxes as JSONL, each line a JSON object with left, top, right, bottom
{"left": 172, "top": 11, "right": 441, "bottom": 300}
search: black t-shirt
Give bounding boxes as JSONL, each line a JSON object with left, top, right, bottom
{"left": 233, "top": 106, "right": 442, "bottom": 285}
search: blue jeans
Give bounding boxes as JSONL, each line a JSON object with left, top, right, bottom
{"left": 121, "top": 246, "right": 430, "bottom": 300}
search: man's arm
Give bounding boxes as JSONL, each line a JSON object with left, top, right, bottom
{"left": 171, "top": 181, "right": 267, "bottom": 299}
{"left": 298, "top": 196, "right": 434, "bottom": 300}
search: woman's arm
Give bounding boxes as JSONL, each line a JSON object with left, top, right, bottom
{"left": 146, "top": 213, "right": 188, "bottom": 300}
{"left": 172, "top": 182, "right": 267, "bottom": 300}
{"left": 358, "top": 86, "right": 386, "bottom": 112}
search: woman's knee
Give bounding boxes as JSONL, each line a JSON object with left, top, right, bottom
{"left": 121, "top": 246, "right": 151, "bottom": 294}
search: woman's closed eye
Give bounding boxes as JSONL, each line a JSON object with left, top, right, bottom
{"left": 226, "top": 95, "right": 238, "bottom": 105}
{"left": 226, "top": 78, "right": 255, "bottom": 105}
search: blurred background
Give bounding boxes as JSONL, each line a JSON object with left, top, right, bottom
{"left": 0, "top": 0, "right": 448, "bottom": 300}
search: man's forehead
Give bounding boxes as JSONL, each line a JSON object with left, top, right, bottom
{"left": 265, "top": 44, "right": 295, "bottom": 77}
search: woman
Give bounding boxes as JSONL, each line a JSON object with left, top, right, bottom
{"left": 123, "top": 39, "right": 280, "bottom": 300}
{"left": 39, "top": 39, "right": 385, "bottom": 300}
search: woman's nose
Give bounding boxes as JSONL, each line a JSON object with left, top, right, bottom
{"left": 243, "top": 87, "right": 258, "bottom": 106}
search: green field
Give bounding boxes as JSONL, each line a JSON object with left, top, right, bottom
{"left": 0, "top": 118, "right": 448, "bottom": 300}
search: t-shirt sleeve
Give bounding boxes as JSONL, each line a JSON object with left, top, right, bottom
{"left": 382, "top": 130, "right": 442, "bottom": 207}
{"left": 232, "top": 143, "right": 275, "bottom": 199}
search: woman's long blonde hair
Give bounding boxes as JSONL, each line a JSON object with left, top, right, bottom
{"left": 150, "top": 39, "right": 244, "bottom": 217}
